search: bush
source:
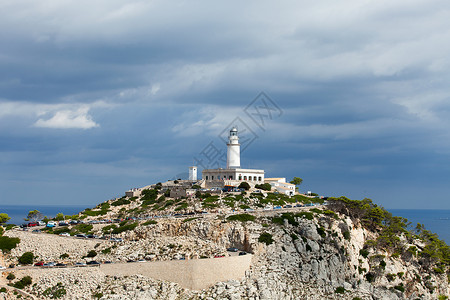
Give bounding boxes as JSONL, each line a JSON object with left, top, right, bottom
{"left": 254, "top": 183, "right": 272, "bottom": 191}
{"left": 112, "top": 222, "right": 138, "bottom": 234}
{"left": 13, "top": 276, "right": 32, "bottom": 289}
{"left": 18, "top": 252, "right": 34, "bottom": 265}
{"left": 343, "top": 231, "right": 351, "bottom": 240}
{"left": 317, "top": 227, "right": 326, "bottom": 238}
{"left": 60, "top": 253, "right": 69, "bottom": 259}
{"left": 42, "top": 282, "right": 67, "bottom": 299}
{"left": 227, "top": 214, "right": 255, "bottom": 222}
{"left": 6, "top": 273, "right": 15, "bottom": 280}
{"left": 0, "top": 236, "right": 20, "bottom": 252}
{"left": 258, "top": 232, "right": 274, "bottom": 245}
{"left": 335, "top": 287, "right": 345, "bottom": 294}
{"left": 111, "top": 197, "right": 131, "bottom": 207}
{"left": 0, "top": 287, "right": 6, "bottom": 293}
{"left": 101, "top": 248, "right": 111, "bottom": 254}
{"left": 359, "top": 249, "right": 369, "bottom": 258}
{"left": 143, "top": 220, "right": 157, "bottom": 226}
{"left": 86, "top": 250, "right": 97, "bottom": 258}
{"left": 238, "top": 182, "right": 250, "bottom": 190}
{"left": 182, "top": 217, "right": 199, "bottom": 223}
{"left": 394, "top": 285, "right": 405, "bottom": 292}
{"left": 365, "top": 272, "right": 375, "bottom": 282}
{"left": 74, "top": 224, "right": 93, "bottom": 234}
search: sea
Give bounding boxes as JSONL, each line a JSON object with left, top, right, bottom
{"left": 1, "top": 205, "right": 449, "bottom": 244}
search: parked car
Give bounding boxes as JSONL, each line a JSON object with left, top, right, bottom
{"left": 239, "top": 251, "right": 247, "bottom": 256}
{"left": 59, "top": 232, "right": 70, "bottom": 237}
{"left": 75, "top": 234, "right": 87, "bottom": 238}
{"left": 32, "top": 229, "right": 41, "bottom": 233}
{"left": 75, "top": 262, "right": 86, "bottom": 266}
{"left": 27, "top": 222, "right": 38, "bottom": 227}
{"left": 38, "top": 221, "right": 46, "bottom": 226}
{"left": 227, "top": 247, "right": 239, "bottom": 252}
{"left": 214, "top": 255, "right": 225, "bottom": 258}
{"left": 103, "top": 261, "right": 112, "bottom": 264}
{"left": 58, "top": 222, "right": 69, "bottom": 226}
{"left": 43, "top": 262, "right": 55, "bottom": 267}
{"left": 0, "top": 265, "right": 7, "bottom": 270}
{"left": 34, "top": 262, "right": 44, "bottom": 266}
{"left": 87, "top": 261, "right": 100, "bottom": 265}
{"left": 273, "top": 206, "right": 282, "bottom": 210}
{"left": 46, "top": 221, "right": 57, "bottom": 228}
{"left": 56, "top": 263, "right": 66, "bottom": 267}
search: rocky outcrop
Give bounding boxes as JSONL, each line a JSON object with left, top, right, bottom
{"left": 3, "top": 209, "right": 449, "bottom": 299}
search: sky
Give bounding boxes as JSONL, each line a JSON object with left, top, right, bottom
{"left": 1, "top": 0, "right": 450, "bottom": 210}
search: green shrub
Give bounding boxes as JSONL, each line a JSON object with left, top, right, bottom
{"left": 380, "top": 260, "right": 386, "bottom": 269}
{"left": 335, "top": 287, "right": 345, "bottom": 294}
{"left": 258, "top": 232, "right": 274, "bottom": 245}
{"left": 394, "top": 285, "right": 405, "bottom": 292}
{"left": 42, "top": 282, "right": 67, "bottom": 299}
{"left": 365, "top": 272, "right": 375, "bottom": 282}
{"left": 343, "top": 231, "right": 351, "bottom": 240}
{"left": 254, "top": 183, "right": 272, "bottom": 191}
{"left": 182, "top": 217, "right": 199, "bottom": 223}
{"left": 73, "top": 224, "right": 93, "bottom": 234}
{"left": 6, "top": 273, "right": 15, "bottom": 280}
{"left": 317, "top": 227, "right": 326, "bottom": 238}
{"left": 306, "top": 244, "right": 312, "bottom": 251}
{"left": 92, "top": 292, "right": 103, "bottom": 299}
{"left": 238, "top": 182, "right": 250, "bottom": 190}
{"left": 101, "top": 247, "right": 111, "bottom": 254}
{"left": 18, "top": 252, "right": 34, "bottom": 265}
{"left": 295, "top": 212, "right": 314, "bottom": 220}
{"left": 143, "top": 220, "right": 157, "bottom": 225}
{"left": 86, "top": 250, "right": 97, "bottom": 258}
{"left": 0, "top": 287, "right": 6, "bottom": 293}
{"left": 291, "top": 233, "right": 298, "bottom": 241}
{"left": 359, "top": 249, "right": 369, "bottom": 258}
{"left": 59, "top": 253, "right": 69, "bottom": 259}
{"left": 112, "top": 222, "right": 138, "bottom": 234}
{"left": 13, "top": 276, "right": 32, "bottom": 289}
{"left": 0, "top": 236, "right": 20, "bottom": 252}
{"left": 111, "top": 197, "right": 131, "bottom": 207}
{"left": 102, "top": 224, "right": 118, "bottom": 233}
{"left": 227, "top": 214, "right": 255, "bottom": 222}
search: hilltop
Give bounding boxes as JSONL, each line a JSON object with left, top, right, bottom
{"left": 1, "top": 180, "right": 449, "bottom": 299}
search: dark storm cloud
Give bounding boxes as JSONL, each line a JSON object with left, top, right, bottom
{"left": 1, "top": 0, "right": 450, "bottom": 208}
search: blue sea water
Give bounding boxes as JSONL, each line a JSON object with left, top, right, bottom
{"left": 1, "top": 205, "right": 88, "bottom": 225}
{"left": 389, "top": 209, "right": 450, "bottom": 244}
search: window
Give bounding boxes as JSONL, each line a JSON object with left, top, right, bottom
{"left": 239, "top": 175, "right": 242, "bottom": 180}
{"left": 258, "top": 176, "right": 262, "bottom": 181}
{"left": 253, "top": 176, "right": 257, "bottom": 181}
{"left": 206, "top": 176, "right": 209, "bottom": 180}
{"left": 212, "top": 176, "right": 214, "bottom": 180}
{"left": 244, "top": 176, "right": 247, "bottom": 180}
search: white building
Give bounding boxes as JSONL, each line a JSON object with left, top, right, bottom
{"left": 265, "top": 178, "right": 295, "bottom": 196}
{"left": 202, "top": 127, "right": 264, "bottom": 188}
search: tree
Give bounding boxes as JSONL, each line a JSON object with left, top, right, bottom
{"left": 238, "top": 182, "right": 250, "bottom": 190}
{"left": 55, "top": 213, "right": 64, "bottom": 221}
{"left": 290, "top": 177, "right": 303, "bottom": 190}
{"left": 25, "top": 210, "right": 43, "bottom": 223}
{"left": 0, "top": 213, "right": 11, "bottom": 224}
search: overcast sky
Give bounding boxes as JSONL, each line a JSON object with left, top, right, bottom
{"left": 1, "top": 0, "right": 450, "bottom": 210}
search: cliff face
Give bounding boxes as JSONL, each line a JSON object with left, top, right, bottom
{"left": 4, "top": 209, "right": 448, "bottom": 300}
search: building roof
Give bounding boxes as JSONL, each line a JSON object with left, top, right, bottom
{"left": 264, "top": 178, "right": 285, "bottom": 181}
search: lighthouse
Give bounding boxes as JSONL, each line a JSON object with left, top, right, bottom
{"left": 226, "top": 127, "right": 241, "bottom": 169}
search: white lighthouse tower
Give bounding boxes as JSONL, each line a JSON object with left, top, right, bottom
{"left": 226, "top": 127, "right": 241, "bottom": 169}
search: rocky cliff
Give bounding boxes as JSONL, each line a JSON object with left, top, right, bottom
{"left": 1, "top": 193, "right": 449, "bottom": 299}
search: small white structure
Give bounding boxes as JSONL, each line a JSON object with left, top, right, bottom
{"left": 202, "top": 127, "right": 264, "bottom": 188}
{"left": 189, "top": 166, "right": 197, "bottom": 181}
{"left": 265, "top": 178, "right": 295, "bottom": 196}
